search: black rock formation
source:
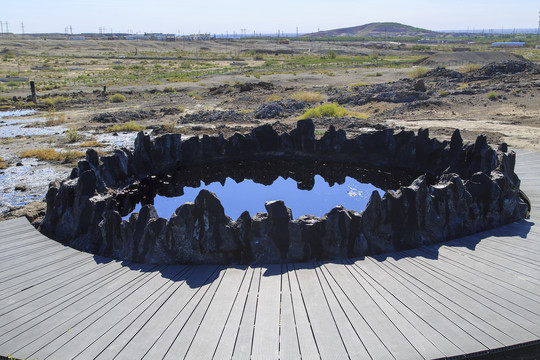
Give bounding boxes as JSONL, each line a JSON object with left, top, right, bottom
{"left": 40, "top": 120, "right": 528, "bottom": 264}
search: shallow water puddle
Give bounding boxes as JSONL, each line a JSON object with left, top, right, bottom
{"left": 0, "top": 109, "right": 67, "bottom": 138}
{"left": 0, "top": 158, "right": 70, "bottom": 213}
{"left": 126, "top": 175, "right": 382, "bottom": 220}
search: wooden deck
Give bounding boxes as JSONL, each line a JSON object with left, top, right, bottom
{"left": 0, "top": 150, "right": 539, "bottom": 360}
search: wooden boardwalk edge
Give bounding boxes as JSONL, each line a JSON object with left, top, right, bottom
{"left": 0, "top": 150, "right": 538, "bottom": 360}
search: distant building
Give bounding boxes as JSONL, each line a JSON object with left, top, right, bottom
{"left": 126, "top": 34, "right": 147, "bottom": 40}
{"left": 126, "top": 33, "right": 176, "bottom": 41}
{"left": 181, "top": 34, "right": 213, "bottom": 41}
{"left": 492, "top": 42, "right": 525, "bottom": 47}
{"left": 69, "top": 36, "right": 85, "bottom": 40}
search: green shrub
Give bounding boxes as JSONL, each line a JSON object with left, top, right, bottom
{"left": 300, "top": 103, "right": 349, "bottom": 119}
{"left": 42, "top": 96, "right": 70, "bottom": 108}
{"left": 109, "top": 93, "right": 126, "bottom": 103}
{"left": 65, "top": 128, "right": 84, "bottom": 143}
{"left": 439, "top": 90, "right": 449, "bottom": 97}
{"left": 487, "top": 92, "right": 498, "bottom": 100}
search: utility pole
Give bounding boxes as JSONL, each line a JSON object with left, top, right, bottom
{"left": 21, "top": 22, "right": 24, "bottom": 35}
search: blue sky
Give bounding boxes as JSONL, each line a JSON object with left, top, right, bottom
{"left": 2, "top": 0, "right": 539, "bottom": 35}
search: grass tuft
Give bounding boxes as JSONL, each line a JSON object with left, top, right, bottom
{"left": 290, "top": 91, "right": 323, "bottom": 103}
{"left": 0, "top": 157, "right": 7, "bottom": 169}
{"left": 460, "top": 63, "right": 481, "bottom": 73}
{"left": 105, "top": 121, "right": 145, "bottom": 132}
{"left": 265, "top": 94, "right": 284, "bottom": 102}
{"left": 65, "top": 128, "right": 84, "bottom": 143}
{"left": 109, "top": 93, "right": 126, "bottom": 103}
{"left": 20, "top": 149, "right": 84, "bottom": 163}
{"left": 79, "top": 139, "right": 105, "bottom": 147}
{"left": 299, "top": 103, "right": 349, "bottom": 119}
{"left": 408, "top": 67, "right": 429, "bottom": 79}
{"left": 42, "top": 96, "right": 70, "bottom": 108}
{"left": 487, "top": 92, "right": 498, "bottom": 100}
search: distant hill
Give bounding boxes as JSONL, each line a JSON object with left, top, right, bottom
{"left": 303, "top": 22, "right": 438, "bottom": 38}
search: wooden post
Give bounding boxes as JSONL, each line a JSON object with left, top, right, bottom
{"left": 30, "top": 81, "right": 37, "bottom": 103}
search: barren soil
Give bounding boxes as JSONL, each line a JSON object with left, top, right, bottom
{"left": 0, "top": 39, "right": 539, "bottom": 223}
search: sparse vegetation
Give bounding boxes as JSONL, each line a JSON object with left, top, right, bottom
{"left": 105, "top": 121, "right": 145, "bottom": 132}
{"left": 42, "top": 96, "right": 70, "bottom": 108}
{"left": 349, "top": 82, "right": 369, "bottom": 87}
{"left": 0, "top": 157, "right": 7, "bottom": 169}
{"left": 460, "top": 63, "right": 481, "bottom": 73}
{"left": 79, "top": 139, "right": 105, "bottom": 147}
{"left": 409, "top": 67, "right": 429, "bottom": 79}
{"left": 290, "top": 91, "right": 323, "bottom": 103}
{"left": 457, "top": 82, "right": 469, "bottom": 90}
{"left": 162, "top": 121, "right": 178, "bottom": 133}
{"left": 300, "top": 103, "right": 349, "bottom": 119}
{"left": 65, "top": 128, "right": 84, "bottom": 143}
{"left": 187, "top": 91, "right": 203, "bottom": 100}
{"left": 265, "top": 94, "right": 283, "bottom": 102}
{"left": 488, "top": 92, "right": 498, "bottom": 100}
{"left": 439, "top": 90, "right": 449, "bottom": 96}
{"left": 44, "top": 110, "right": 66, "bottom": 126}
{"left": 109, "top": 93, "right": 126, "bottom": 103}
{"left": 20, "top": 149, "right": 84, "bottom": 163}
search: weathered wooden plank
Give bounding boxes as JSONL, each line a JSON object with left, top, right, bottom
{"left": 375, "top": 256, "right": 538, "bottom": 346}
{"left": 115, "top": 265, "right": 220, "bottom": 360}
{"left": 24, "top": 267, "right": 171, "bottom": 359}
{"left": 356, "top": 257, "right": 487, "bottom": 357}
{"left": 293, "top": 262, "right": 349, "bottom": 360}
{"left": 413, "top": 247, "right": 540, "bottom": 318}
{"left": 250, "top": 264, "right": 282, "bottom": 360}
{"left": 163, "top": 268, "right": 226, "bottom": 359}
{"left": 317, "top": 262, "right": 393, "bottom": 359}
{"left": 0, "top": 249, "right": 84, "bottom": 278}
{"left": 1, "top": 265, "right": 156, "bottom": 358}
{"left": 0, "top": 261, "right": 125, "bottom": 316}
{"left": 315, "top": 263, "right": 373, "bottom": 359}
{"left": 346, "top": 259, "right": 456, "bottom": 358}
{"left": 278, "top": 264, "right": 301, "bottom": 360}
{"left": 285, "top": 263, "right": 320, "bottom": 359}
{"left": 0, "top": 253, "right": 92, "bottom": 295}
{"left": 71, "top": 266, "right": 193, "bottom": 359}
{"left": 231, "top": 266, "right": 261, "bottom": 360}
{"left": 213, "top": 266, "right": 255, "bottom": 359}
{"left": 418, "top": 247, "right": 540, "bottom": 304}
{"left": 184, "top": 266, "right": 248, "bottom": 360}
